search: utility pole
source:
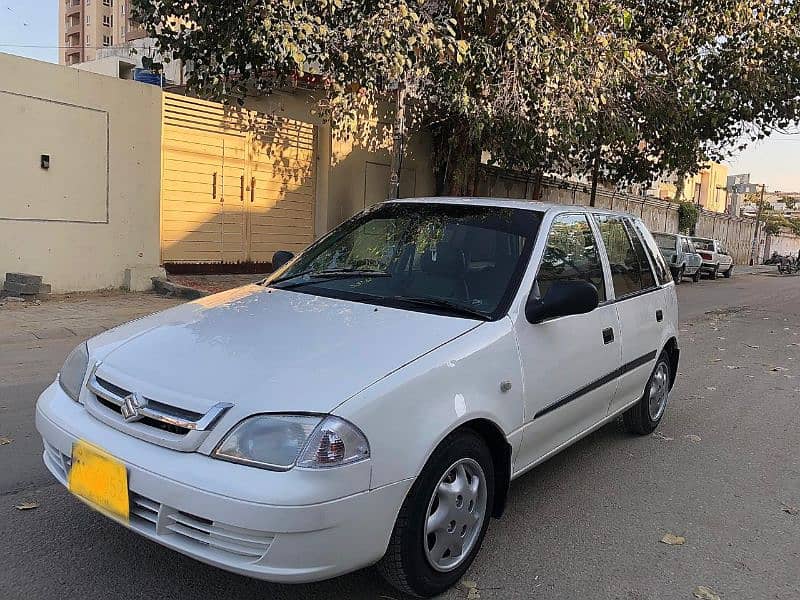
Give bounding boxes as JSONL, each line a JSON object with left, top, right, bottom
{"left": 749, "top": 184, "right": 766, "bottom": 266}
{"left": 388, "top": 85, "right": 406, "bottom": 201}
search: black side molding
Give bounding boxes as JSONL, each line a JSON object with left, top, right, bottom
{"left": 534, "top": 350, "right": 658, "bottom": 419}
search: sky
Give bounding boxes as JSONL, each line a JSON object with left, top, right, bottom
{"left": 1, "top": 0, "right": 799, "bottom": 192}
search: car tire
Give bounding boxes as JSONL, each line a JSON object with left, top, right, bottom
{"left": 692, "top": 269, "right": 701, "bottom": 283}
{"left": 674, "top": 266, "right": 684, "bottom": 284}
{"left": 707, "top": 264, "right": 719, "bottom": 279}
{"left": 723, "top": 265, "right": 733, "bottom": 278}
{"left": 623, "top": 353, "right": 672, "bottom": 435}
{"left": 378, "top": 430, "right": 495, "bottom": 598}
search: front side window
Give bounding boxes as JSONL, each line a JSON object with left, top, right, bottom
{"left": 537, "top": 214, "right": 606, "bottom": 302}
{"left": 267, "top": 203, "right": 543, "bottom": 320}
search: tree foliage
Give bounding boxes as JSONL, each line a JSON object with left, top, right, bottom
{"left": 131, "top": 0, "right": 800, "bottom": 195}
{"left": 678, "top": 201, "right": 699, "bottom": 234}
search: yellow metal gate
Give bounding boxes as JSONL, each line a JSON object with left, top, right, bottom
{"left": 161, "top": 93, "right": 315, "bottom": 264}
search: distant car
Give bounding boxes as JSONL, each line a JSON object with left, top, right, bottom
{"left": 691, "top": 237, "right": 734, "bottom": 278}
{"left": 652, "top": 232, "right": 703, "bottom": 284}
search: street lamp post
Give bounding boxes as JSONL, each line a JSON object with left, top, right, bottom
{"left": 749, "top": 184, "right": 766, "bottom": 266}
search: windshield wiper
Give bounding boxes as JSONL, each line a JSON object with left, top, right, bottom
{"left": 392, "top": 296, "right": 490, "bottom": 321}
{"left": 270, "top": 268, "right": 391, "bottom": 288}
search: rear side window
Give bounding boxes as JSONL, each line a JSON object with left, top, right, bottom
{"left": 624, "top": 219, "right": 656, "bottom": 289}
{"left": 593, "top": 215, "right": 642, "bottom": 297}
{"left": 537, "top": 213, "right": 606, "bottom": 302}
{"left": 631, "top": 220, "right": 670, "bottom": 285}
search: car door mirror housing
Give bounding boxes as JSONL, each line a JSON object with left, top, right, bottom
{"left": 272, "top": 250, "right": 295, "bottom": 271}
{"left": 525, "top": 280, "right": 599, "bottom": 324}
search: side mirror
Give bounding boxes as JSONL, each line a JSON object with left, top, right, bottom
{"left": 525, "top": 279, "right": 599, "bottom": 324}
{"left": 271, "top": 250, "right": 295, "bottom": 271}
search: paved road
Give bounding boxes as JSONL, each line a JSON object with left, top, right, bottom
{"left": 1, "top": 274, "right": 798, "bottom": 600}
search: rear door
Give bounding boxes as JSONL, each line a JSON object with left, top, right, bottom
{"left": 514, "top": 212, "right": 622, "bottom": 470}
{"left": 593, "top": 215, "right": 666, "bottom": 415}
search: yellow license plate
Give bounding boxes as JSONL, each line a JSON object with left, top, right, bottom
{"left": 68, "top": 440, "right": 129, "bottom": 522}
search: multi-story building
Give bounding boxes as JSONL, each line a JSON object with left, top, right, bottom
{"left": 58, "top": 0, "right": 145, "bottom": 66}
{"left": 726, "top": 174, "right": 761, "bottom": 217}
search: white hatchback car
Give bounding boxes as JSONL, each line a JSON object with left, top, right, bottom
{"left": 37, "top": 198, "right": 679, "bottom": 598}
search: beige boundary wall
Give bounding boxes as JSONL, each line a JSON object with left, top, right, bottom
{"left": 0, "top": 53, "right": 164, "bottom": 292}
{"left": 477, "top": 167, "right": 761, "bottom": 265}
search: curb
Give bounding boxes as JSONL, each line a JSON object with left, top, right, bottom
{"left": 151, "top": 277, "right": 209, "bottom": 300}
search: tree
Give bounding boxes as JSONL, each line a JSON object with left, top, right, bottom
{"left": 130, "top": 1, "right": 800, "bottom": 200}
{"left": 678, "top": 201, "right": 699, "bottom": 235}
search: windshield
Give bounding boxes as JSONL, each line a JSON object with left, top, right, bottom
{"left": 693, "top": 238, "right": 714, "bottom": 251}
{"left": 266, "top": 202, "right": 543, "bottom": 320}
{"left": 653, "top": 233, "right": 676, "bottom": 251}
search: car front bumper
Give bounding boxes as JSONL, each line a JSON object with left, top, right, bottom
{"left": 35, "top": 381, "right": 412, "bottom": 583}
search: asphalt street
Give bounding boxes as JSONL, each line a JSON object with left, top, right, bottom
{"left": 1, "top": 272, "right": 798, "bottom": 600}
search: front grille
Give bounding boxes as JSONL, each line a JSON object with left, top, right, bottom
{"left": 44, "top": 441, "right": 71, "bottom": 481}
{"left": 130, "top": 493, "right": 274, "bottom": 561}
{"left": 94, "top": 394, "right": 192, "bottom": 436}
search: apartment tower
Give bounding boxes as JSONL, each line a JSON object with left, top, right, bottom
{"left": 58, "top": 0, "right": 145, "bottom": 65}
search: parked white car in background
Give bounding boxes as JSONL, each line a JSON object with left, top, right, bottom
{"left": 37, "top": 198, "right": 679, "bottom": 597}
{"left": 692, "top": 237, "right": 735, "bottom": 278}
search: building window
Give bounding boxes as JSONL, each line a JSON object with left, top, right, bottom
{"left": 85, "top": 34, "right": 90, "bottom": 46}
{"left": 103, "top": 35, "right": 113, "bottom": 46}
{"left": 103, "top": 0, "right": 112, "bottom": 5}
{"left": 102, "top": 15, "right": 113, "bottom": 27}
{"left": 85, "top": 14, "right": 91, "bottom": 24}
{"left": 85, "top": 0, "right": 90, "bottom": 5}
{"left": 121, "top": 3, "right": 126, "bottom": 15}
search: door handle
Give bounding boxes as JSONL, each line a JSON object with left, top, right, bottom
{"left": 656, "top": 310, "right": 664, "bottom": 322}
{"left": 602, "top": 327, "right": 614, "bottom": 345}
{"left": 240, "top": 175, "right": 245, "bottom": 202}
{"left": 212, "top": 172, "right": 218, "bottom": 200}
{"left": 250, "top": 177, "right": 256, "bottom": 203}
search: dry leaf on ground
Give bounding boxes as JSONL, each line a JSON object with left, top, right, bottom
{"left": 693, "top": 585, "right": 721, "bottom": 600}
{"left": 15, "top": 501, "right": 39, "bottom": 511}
{"left": 685, "top": 434, "right": 702, "bottom": 442}
{"left": 725, "top": 365, "right": 741, "bottom": 370}
{"left": 0, "top": 437, "right": 11, "bottom": 446}
{"left": 781, "top": 503, "right": 799, "bottom": 516}
{"left": 660, "top": 533, "right": 686, "bottom": 545}
{"left": 653, "top": 432, "right": 674, "bottom": 441}
{"left": 771, "top": 366, "right": 788, "bottom": 372}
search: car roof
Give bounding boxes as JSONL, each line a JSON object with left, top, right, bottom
{"left": 387, "top": 197, "right": 638, "bottom": 219}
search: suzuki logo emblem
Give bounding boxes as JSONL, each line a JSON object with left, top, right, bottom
{"left": 120, "top": 392, "right": 147, "bottom": 423}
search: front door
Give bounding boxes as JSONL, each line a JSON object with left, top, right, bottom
{"left": 514, "top": 213, "right": 622, "bottom": 473}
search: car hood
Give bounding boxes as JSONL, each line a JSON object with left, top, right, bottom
{"left": 92, "top": 285, "right": 480, "bottom": 416}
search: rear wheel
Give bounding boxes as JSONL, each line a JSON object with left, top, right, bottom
{"left": 378, "top": 430, "right": 495, "bottom": 598}
{"left": 706, "top": 264, "right": 719, "bottom": 279}
{"left": 672, "top": 266, "right": 684, "bottom": 285}
{"left": 623, "top": 354, "right": 672, "bottom": 435}
{"left": 692, "top": 269, "right": 701, "bottom": 283}
{"left": 723, "top": 265, "right": 734, "bottom": 278}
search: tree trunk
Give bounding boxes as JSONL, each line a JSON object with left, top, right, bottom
{"left": 532, "top": 170, "right": 543, "bottom": 201}
{"left": 589, "top": 142, "right": 601, "bottom": 207}
{"left": 388, "top": 86, "right": 406, "bottom": 200}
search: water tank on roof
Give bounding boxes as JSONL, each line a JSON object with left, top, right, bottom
{"left": 133, "top": 68, "right": 163, "bottom": 87}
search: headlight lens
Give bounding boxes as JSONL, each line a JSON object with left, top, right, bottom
{"left": 213, "top": 414, "right": 370, "bottom": 471}
{"left": 59, "top": 342, "right": 89, "bottom": 402}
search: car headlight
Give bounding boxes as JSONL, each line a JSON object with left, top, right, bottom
{"left": 213, "top": 414, "right": 370, "bottom": 471}
{"left": 59, "top": 342, "right": 89, "bottom": 402}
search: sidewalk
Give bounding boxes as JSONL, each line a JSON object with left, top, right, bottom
{"left": 0, "top": 290, "right": 182, "bottom": 386}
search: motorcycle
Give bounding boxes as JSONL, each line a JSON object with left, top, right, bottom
{"left": 777, "top": 254, "right": 800, "bottom": 274}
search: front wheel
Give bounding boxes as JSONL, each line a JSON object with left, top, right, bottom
{"left": 672, "top": 266, "right": 684, "bottom": 285}
{"left": 623, "top": 354, "right": 672, "bottom": 435}
{"left": 378, "top": 430, "right": 495, "bottom": 598}
{"left": 692, "top": 269, "right": 701, "bottom": 283}
{"left": 723, "top": 265, "right": 734, "bottom": 278}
